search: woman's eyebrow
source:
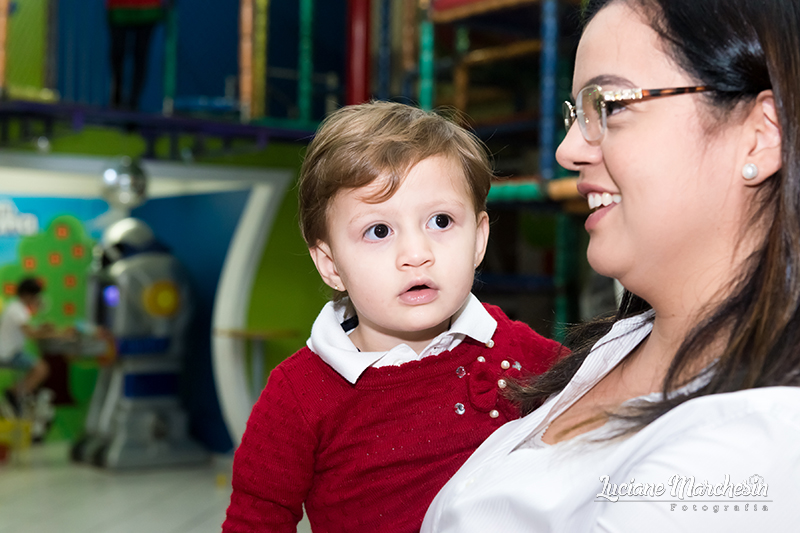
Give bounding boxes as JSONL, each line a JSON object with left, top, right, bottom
{"left": 572, "top": 74, "right": 635, "bottom": 98}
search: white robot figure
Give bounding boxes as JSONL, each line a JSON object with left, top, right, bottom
{"left": 71, "top": 218, "right": 208, "bottom": 469}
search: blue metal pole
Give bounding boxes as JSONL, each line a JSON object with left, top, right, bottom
{"left": 541, "top": 0, "right": 573, "bottom": 334}
{"left": 539, "top": 0, "right": 558, "bottom": 181}
{"left": 299, "top": 0, "right": 314, "bottom": 121}
{"left": 419, "top": 18, "right": 434, "bottom": 111}
{"left": 377, "top": 0, "right": 392, "bottom": 100}
{"left": 419, "top": 1, "right": 436, "bottom": 110}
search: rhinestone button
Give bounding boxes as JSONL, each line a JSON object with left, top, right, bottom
{"left": 456, "top": 366, "right": 466, "bottom": 378}
{"left": 477, "top": 356, "right": 486, "bottom": 363}
{"left": 455, "top": 403, "right": 466, "bottom": 415}
{"left": 497, "top": 379, "right": 507, "bottom": 389}
{"left": 512, "top": 361, "right": 522, "bottom": 371}
{"left": 485, "top": 339, "right": 495, "bottom": 348}
{"left": 500, "top": 360, "right": 510, "bottom": 370}
{"left": 489, "top": 410, "right": 499, "bottom": 418}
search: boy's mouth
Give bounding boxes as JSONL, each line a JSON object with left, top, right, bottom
{"left": 401, "top": 279, "right": 437, "bottom": 294}
{"left": 399, "top": 280, "right": 439, "bottom": 305}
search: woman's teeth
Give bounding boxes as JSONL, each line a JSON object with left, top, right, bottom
{"left": 587, "top": 192, "right": 622, "bottom": 210}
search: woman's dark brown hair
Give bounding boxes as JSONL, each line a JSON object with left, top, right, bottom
{"left": 511, "top": 0, "right": 800, "bottom": 435}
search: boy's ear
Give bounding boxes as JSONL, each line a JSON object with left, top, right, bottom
{"left": 309, "top": 241, "right": 344, "bottom": 291}
{"left": 742, "top": 90, "right": 782, "bottom": 186}
{"left": 473, "top": 211, "right": 490, "bottom": 268}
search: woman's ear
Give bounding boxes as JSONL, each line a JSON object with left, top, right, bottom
{"left": 309, "top": 241, "right": 344, "bottom": 291}
{"left": 742, "top": 90, "right": 782, "bottom": 186}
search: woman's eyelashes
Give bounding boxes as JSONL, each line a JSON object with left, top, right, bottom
{"left": 363, "top": 214, "right": 453, "bottom": 241}
{"left": 605, "top": 100, "right": 627, "bottom": 117}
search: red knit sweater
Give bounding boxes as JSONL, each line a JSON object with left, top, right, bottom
{"left": 223, "top": 304, "right": 562, "bottom": 533}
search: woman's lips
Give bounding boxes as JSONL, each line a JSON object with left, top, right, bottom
{"left": 585, "top": 202, "right": 618, "bottom": 231}
{"left": 584, "top": 191, "right": 622, "bottom": 231}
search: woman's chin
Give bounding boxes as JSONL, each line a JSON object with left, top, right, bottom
{"left": 586, "top": 247, "right": 623, "bottom": 282}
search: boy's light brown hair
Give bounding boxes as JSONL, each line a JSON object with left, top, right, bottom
{"left": 298, "top": 101, "right": 493, "bottom": 248}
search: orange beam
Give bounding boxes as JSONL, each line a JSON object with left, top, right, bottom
{"left": 462, "top": 39, "right": 541, "bottom": 66}
{"left": 431, "top": 0, "right": 539, "bottom": 24}
{"left": 239, "top": 0, "right": 254, "bottom": 121}
{"left": 430, "top": 0, "right": 581, "bottom": 24}
{"left": 0, "top": 0, "right": 9, "bottom": 93}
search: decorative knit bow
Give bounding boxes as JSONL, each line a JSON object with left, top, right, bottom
{"left": 466, "top": 358, "right": 524, "bottom": 419}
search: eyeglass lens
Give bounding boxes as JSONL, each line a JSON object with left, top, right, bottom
{"left": 577, "top": 86, "right": 605, "bottom": 142}
{"left": 562, "top": 101, "right": 574, "bottom": 132}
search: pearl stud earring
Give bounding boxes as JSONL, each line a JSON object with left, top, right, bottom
{"left": 742, "top": 163, "right": 759, "bottom": 181}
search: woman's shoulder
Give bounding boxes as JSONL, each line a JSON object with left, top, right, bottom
{"left": 663, "top": 386, "right": 800, "bottom": 429}
{"left": 612, "top": 387, "right": 800, "bottom": 479}
{"left": 590, "top": 388, "right": 800, "bottom": 532}
{"left": 624, "top": 386, "right": 800, "bottom": 451}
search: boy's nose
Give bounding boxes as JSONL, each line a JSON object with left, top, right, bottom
{"left": 397, "top": 231, "right": 434, "bottom": 269}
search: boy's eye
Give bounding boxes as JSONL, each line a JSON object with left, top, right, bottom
{"left": 365, "top": 223, "right": 392, "bottom": 241}
{"left": 427, "top": 214, "right": 452, "bottom": 230}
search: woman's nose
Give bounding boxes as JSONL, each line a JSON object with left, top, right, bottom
{"left": 556, "top": 121, "right": 603, "bottom": 172}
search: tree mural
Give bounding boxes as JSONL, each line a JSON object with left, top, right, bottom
{"left": 0, "top": 215, "right": 95, "bottom": 327}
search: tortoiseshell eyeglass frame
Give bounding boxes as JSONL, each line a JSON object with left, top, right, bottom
{"left": 563, "top": 85, "right": 713, "bottom": 142}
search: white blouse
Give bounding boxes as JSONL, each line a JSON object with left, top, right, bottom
{"left": 422, "top": 312, "right": 800, "bottom": 532}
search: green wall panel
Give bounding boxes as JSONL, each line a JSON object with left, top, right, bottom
{"left": 6, "top": 0, "right": 48, "bottom": 90}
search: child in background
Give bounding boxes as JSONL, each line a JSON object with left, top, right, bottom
{"left": 223, "top": 102, "right": 563, "bottom": 533}
{"left": 1, "top": 278, "right": 54, "bottom": 413}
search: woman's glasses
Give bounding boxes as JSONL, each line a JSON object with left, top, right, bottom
{"left": 563, "top": 85, "right": 713, "bottom": 142}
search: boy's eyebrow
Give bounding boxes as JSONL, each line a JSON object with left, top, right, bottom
{"left": 347, "top": 211, "right": 372, "bottom": 227}
{"left": 346, "top": 198, "right": 470, "bottom": 227}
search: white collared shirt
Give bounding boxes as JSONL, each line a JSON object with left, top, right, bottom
{"left": 0, "top": 299, "right": 31, "bottom": 360}
{"left": 422, "top": 311, "right": 800, "bottom": 532}
{"left": 307, "top": 293, "right": 497, "bottom": 384}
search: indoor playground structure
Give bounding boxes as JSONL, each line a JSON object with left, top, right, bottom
{"left": 0, "top": 0, "right": 593, "bottom": 455}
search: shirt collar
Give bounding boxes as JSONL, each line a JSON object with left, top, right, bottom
{"left": 529, "top": 310, "right": 655, "bottom": 438}
{"left": 307, "top": 293, "right": 497, "bottom": 384}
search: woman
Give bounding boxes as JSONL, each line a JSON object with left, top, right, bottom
{"left": 422, "top": 0, "right": 800, "bottom": 531}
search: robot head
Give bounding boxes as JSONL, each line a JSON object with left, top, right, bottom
{"left": 97, "top": 218, "right": 160, "bottom": 267}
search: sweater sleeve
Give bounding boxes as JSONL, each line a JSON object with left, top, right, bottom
{"left": 222, "top": 363, "right": 317, "bottom": 532}
{"left": 507, "top": 315, "right": 565, "bottom": 376}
